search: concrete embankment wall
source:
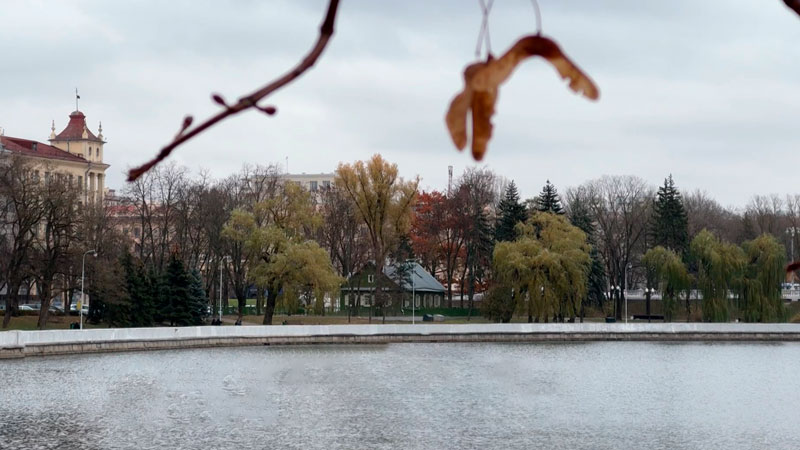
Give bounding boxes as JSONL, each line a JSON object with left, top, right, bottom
{"left": 2, "top": 323, "right": 800, "bottom": 359}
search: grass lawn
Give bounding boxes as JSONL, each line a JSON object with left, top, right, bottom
{"left": 2, "top": 314, "right": 104, "bottom": 330}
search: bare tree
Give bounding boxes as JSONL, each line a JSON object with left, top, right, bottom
{"left": 317, "top": 187, "right": 369, "bottom": 319}
{"left": 580, "top": 175, "right": 652, "bottom": 319}
{"left": 0, "top": 156, "right": 45, "bottom": 328}
{"left": 31, "top": 171, "right": 82, "bottom": 329}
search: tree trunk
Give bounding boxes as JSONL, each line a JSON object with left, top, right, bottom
{"left": 37, "top": 279, "right": 54, "bottom": 330}
{"left": 256, "top": 288, "right": 264, "bottom": 316}
{"left": 263, "top": 287, "right": 279, "bottom": 325}
{"left": 2, "top": 280, "right": 22, "bottom": 329}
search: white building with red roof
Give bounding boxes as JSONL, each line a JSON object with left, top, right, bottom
{"left": 0, "top": 109, "right": 109, "bottom": 204}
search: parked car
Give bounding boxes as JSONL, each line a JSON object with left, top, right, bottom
{"left": 19, "top": 305, "right": 38, "bottom": 311}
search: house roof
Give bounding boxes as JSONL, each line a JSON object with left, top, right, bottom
{"left": 53, "top": 110, "right": 102, "bottom": 142}
{"left": 0, "top": 136, "right": 87, "bottom": 163}
{"left": 384, "top": 262, "right": 445, "bottom": 293}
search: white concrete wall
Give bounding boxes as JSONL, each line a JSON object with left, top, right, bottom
{"left": 4, "top": 322, "right": 800, "bottom": 349}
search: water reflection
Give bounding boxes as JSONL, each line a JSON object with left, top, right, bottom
{"left": 1, "top": 343, "right": 800, "bottom": 449}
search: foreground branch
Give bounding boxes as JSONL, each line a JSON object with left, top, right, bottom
{"left": 127, "top": 0, "right": 341, "bottom": 181}
{"left": 786, "top": 0, "right": 800, "bottom": 17}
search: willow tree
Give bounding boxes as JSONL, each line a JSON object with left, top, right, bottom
{"left": 642, "top": 246, "right": 690, "bottom": 322}
{"left": 493, "top": 212, "right": 590, "bottom": 322}
{"left": 690, "top": 229, "right": 744, "bottom": 322}
{"left": 223, "top": 181, "right": 338, "bottom": 324}
{"left": 739, "top": 234, "right": 786, "bottom": 322}
{"left": 335, "top": 154, "right": 417, "bottom": 322}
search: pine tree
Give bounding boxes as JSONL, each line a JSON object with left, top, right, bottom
{"left": 122, "top": 252, "right": 154, "bottom": 327}
{"left": 567, "top": 195, "right": 607, "bottom": 312}
{"left": 189, "top": 269, "right": 209, "bottom": 325}
{"left": 650, "top": 175, "right": 689, "bottom": 255}
{"left": 162, "top": 255, "right": 194, "bottom": 326}
{"left": 495, "top": 181, "right": 527, "bottom": 242}
{"left": 536, "top": 180, "right": 565, "bottom": 215}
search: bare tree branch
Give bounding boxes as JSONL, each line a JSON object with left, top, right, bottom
{"left": 127, "top": 0, "right": 341, "bottom": 182}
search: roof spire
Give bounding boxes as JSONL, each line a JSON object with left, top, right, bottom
{"left": 98, "top": 121, "right": 103, "bottom": 140}
{"left": 75, "top": 88, "right": 80, "bottom": 111}
{"left": 49, "top": 120, "right": 56, "bottom": 139}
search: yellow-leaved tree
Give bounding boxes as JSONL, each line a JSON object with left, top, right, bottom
{"left": 335, "top": 154, "right": 418, "bottom": 322}
{"left": 222, "top": 181, "right": 341, "bottom": 325}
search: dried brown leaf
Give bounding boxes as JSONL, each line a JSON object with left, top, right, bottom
{"left": 471, "top": 88, "right": 496, "bottom": 161}
{"left": 470, "top": 35, "right": 599, "bottom": 100}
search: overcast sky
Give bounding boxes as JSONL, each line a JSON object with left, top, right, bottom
{"left": 1, "top": 0, "right": 798, "bottom": 207}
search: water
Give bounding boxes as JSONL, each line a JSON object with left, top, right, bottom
{"left": 2, "top": 342, "right": 800, "bottom": 449}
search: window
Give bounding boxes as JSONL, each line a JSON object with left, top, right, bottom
{"left": 134, "top": 228, "right": 141, "bottom": 238}
{"left": 96, "top": 148, "right": 100, "bottom": 158}
{"left": 367, "top": 274, "right": 374, "bottom": 283}
{"left": 88, "top": 147, "right": 92, "bottom": 159}
{"left": 323, "top": 180, "right": 331, "bottom": 189}
{"left": 310, "top": 181, "right": 318, "bottom": 192}
{"left": 77, "top": 176, "right": 83, "bottom": 190}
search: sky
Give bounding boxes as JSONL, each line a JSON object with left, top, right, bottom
{"left": 0, "top": 0, "right": 798, "bottom": 207}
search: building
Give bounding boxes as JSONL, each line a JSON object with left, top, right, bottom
{"left": 283, "top": 172, "right": 334, "bottom": 193}
{"left": 340, "top": 261, "right": 446, "bottom": 310}
{"left": 0, "top": 109, "right": 109, "bottom": 204}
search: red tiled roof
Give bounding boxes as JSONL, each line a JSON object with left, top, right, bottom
{"left": 54, "top": 110, "right": 102, "bottom": 142}
{"left": 0, "top": 136, "right": 88, "bottom": 163}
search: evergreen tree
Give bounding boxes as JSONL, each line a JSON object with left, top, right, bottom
{"left": 495, "top": 181, "right": 527, "bottom": 242}
{"left": 650, "top": 175, "right": 689, "bottom": 255}
{"left": 122, "top": 252, "right": 154, "bottom": 327}
{"left": 567, "top": 194, "right": 607, "bottom": 313}
{"left": 189, "top": 269, "right": 209, "bottom": 325}
{"left": 161, "top": 255, "right": 194, "bottom": 326}
{"left": 535, "top": 180, "right": 564, "bottom": 215}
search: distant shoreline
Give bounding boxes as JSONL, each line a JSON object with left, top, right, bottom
{"left": 3, "top": 323, "right": 800, "bottom": 359}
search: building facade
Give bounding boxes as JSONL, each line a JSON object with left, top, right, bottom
{"left": 0, "top": 109, "right": 109, "bottom": 204}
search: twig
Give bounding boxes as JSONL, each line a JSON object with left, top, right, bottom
{"left": 785, "top": 0, "right": 800, "bottom": 17}
{"left": 127, "top": 0, "right": 341, "bottom": 182}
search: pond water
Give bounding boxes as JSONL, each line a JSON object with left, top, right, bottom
{"left": 1, "top": 342, "right": 800, "bottom": 449}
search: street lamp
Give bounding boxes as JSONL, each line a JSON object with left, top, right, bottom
{"left": 787, "top": 228, "right": 797, "bottom": 262}
{"left": 219, "top": 256, "right": 230, "bottom": 322}
{"left": 406, "top": 259, "right": 416, "bottom": 325}
{"left": 624, "top": 264, "right": 632, "bottom": 324}
{"left": 80, "top": 249, "right": 96, "bottom": 330}
{"left": 644, "top": 287, "right": 655, "bottom": 323}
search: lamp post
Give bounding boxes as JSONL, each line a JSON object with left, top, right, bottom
{"left": 219, "top": 256, "right": 229, "bottom": 322}
{"left": 406, "top": 259, "right": 416, "bottom": 325}
{"left": 80, "top": 249, "right": 96, "bottom": 330}
{"left": 624, "top": 264, "right": 632, "bottom": 324}
{"left": 644, "top": 287, "right": 654, "bottom": 323}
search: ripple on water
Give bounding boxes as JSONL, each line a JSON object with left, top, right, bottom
{"left": 2, "top": 343, "right": 800, "bottom": 449}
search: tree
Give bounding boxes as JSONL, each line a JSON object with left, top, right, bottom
{"left": 535, "top": 180, "right": 564, "bottom": 215}
{"left": 739, "top": 234, "right": 786, "bottom": 322}
{"left": 690, "top": 230, "right": 744, "bottom": 322}
{"left": 642, "top": 246, "right": 690, "bottom": 322}
{"left": 455, "top": 167, "right": 498, "bottom": 316}
{"left": 565, "top": 187, "right": 607, "bottom": 318}
{"left": 160, "top": 254, "right": 195, "bottom": 326}
{"left": 121, "top": 252, "right": 155, "bottom": 327}
{"left": 482, "top": 283, "right": 515, "bottom": 323}
{"left": 0, "top": 156, "right": 45, "bottom": 328}
{"left": 493, "top": 212, "right": 590, "bottom": 322}
{"left": 580, "top": 175, "right": 652, "bottom": 319}
{"left": 335, "top": 154, "right": 417, "bottom": 322}
{"left": 495, "top": 181, "right": 527, "bottom": 242}
{"left": 650, "top": 175, "right": 689, "bottom": 255}
{"left": 189, "top": 268, "right": 209, "bottom": 324}
{"left": 31, "top": 171, "right": 82, "bottom": 329}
